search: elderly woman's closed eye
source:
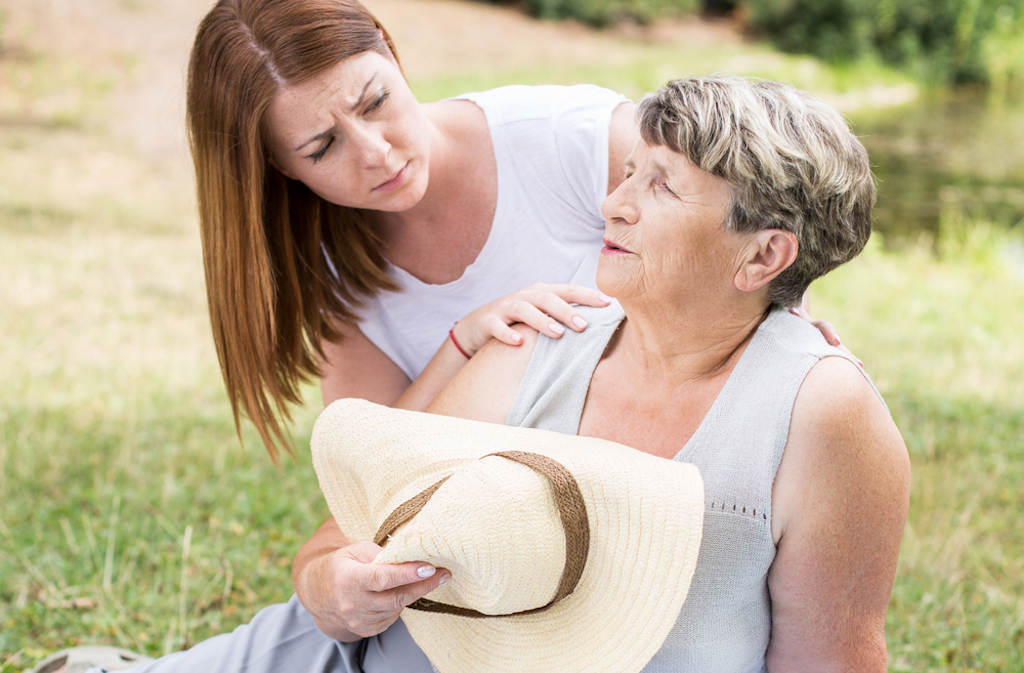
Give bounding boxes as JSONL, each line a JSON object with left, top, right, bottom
{"left": 427, "top": 76, "right": 910, "bottom": 673}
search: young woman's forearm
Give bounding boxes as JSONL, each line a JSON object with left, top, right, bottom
{"left": 391, "top": 334, "right": 471, "bottom": 411}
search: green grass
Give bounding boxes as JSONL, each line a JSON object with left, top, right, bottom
{"left": 811, "top": 227, "right": 1024, "bottom": 672}
{"left": 2, "top": 7, "right": 1023, "bottom": 672}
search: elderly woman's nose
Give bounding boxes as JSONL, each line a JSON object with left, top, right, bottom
{"left": 601, "top": 183, "right": 639, "bottom": 224}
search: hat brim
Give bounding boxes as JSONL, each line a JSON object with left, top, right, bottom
{"left": 312, "top": 399, "right": 704, "bottom": 673}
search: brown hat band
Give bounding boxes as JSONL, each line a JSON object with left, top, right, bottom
{"left": 373, "top": 450, "right": 590, "bottom": 619}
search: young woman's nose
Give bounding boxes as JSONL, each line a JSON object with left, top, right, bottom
{"left": 350, "top": 123, "right": 391, "bottom": 169}
{"left": 601, "top": 179, "right": 639, "bottom": 225}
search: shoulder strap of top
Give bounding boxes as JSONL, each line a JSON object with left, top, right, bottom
{"left": 506, "top": 303, "right": 625, "bottom": 434}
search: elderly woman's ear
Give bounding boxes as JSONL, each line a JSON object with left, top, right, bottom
{"left": 733, "top": 229, "right": 798, "bottom": 294}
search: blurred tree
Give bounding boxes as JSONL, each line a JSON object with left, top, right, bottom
{"left": 473, "top": 0, "right": 700, "bottom": 26}
{"left": 743, "top": 0, "right": 1024, "bottom": 87}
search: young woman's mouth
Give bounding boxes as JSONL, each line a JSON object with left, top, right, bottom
{"left": 373, "top": 162, "right": 410, "bottom": 193}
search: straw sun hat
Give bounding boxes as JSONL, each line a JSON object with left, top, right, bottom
{"left": 311, "top": 399, "right": 705, "bottom": 673}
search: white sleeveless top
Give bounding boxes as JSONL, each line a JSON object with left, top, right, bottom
{"left": 507, "top": 304, "right": 885, "bottom": 673}
{"left": 356, "top": 84, "right": 628, "bottom": 380}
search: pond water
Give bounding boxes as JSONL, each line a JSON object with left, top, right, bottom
{"left": 849, "top": 89, "right": 1024, "bottom": 244}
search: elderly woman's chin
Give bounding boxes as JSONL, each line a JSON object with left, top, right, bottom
{"left": 595, "top": 254, "right": 636, "bottom": 301}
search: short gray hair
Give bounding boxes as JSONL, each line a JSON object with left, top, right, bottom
{"left": 637, "top": 76, "right": 875, "bottom": 306}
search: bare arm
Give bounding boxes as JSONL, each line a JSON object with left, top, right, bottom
{"left": 294, "top": 327, "right": 538, "bottom": 639}
{"left": 426, "top": 323, "right": 539, "bottom": 422}
{"left": 299, "top": 293, "right": 591, "bottom": 639}
{"left": 319, "top": 320, "right": 412, "bottom": 408}
{"left": 320, "top": 284, "right": 608, "bottom": 411}
{"left": 767, "top": 356, "right": 910, "bottom": 671}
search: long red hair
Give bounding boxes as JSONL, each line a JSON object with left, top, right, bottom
{"left": 186, "top": 0, "right": 401, "bottom": 461}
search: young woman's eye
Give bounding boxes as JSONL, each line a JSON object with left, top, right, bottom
{"left": 367, "top": 88, "right": 390, "bottom": 112}
{"left": 309, "top": 137, "right": 334, "bottom": 163}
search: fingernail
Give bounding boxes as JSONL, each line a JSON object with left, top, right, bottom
{"left": 572, "top": 315, "right": 587, "bottom": 329}
{"left": 857, "top": 360, "right": 864, "bottom": 369}
{"left": 835, "top": 336, "right": 842, "bottom": 346}
{"left": 439, "top": 572, "right": 451, "bottom": 585}
{"left": 510, "top": 332, "right": 522, "bottom": 343}
{"left": 788, "top": 307, "right": 800, "bottom": 315}
{"left": 599, "top": 293, "right": 612, "bottom": 303}
{"left": 549, "top": 323, "right": 565, "bottom": 335}
{"left": 416, "top": 565, "right": 436, "bottom": 579}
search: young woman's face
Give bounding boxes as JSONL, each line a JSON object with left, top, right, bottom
{"left": 266, "top": 50, "right": 431, "bottom": 212}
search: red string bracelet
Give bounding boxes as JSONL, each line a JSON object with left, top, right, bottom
{"left": 449, "top": 326, "right": 472, "bottom": 360}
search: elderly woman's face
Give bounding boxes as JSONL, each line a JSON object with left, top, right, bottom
{"left": 266, "top": 50, "right": 430, "bottom": 212}
{"left": 598, "top": 140, "right": 742, "bottom": 304}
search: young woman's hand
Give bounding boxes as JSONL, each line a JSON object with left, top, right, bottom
{"left": 293, "top": 519, "right": 450, "bottom": 642}
{"left": 451, "top": 283, "right": 611, "bottom": 357}
{"left": 787, "top": 304, "right": 864, "bottom": 368}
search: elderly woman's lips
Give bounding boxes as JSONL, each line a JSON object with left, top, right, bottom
{"left": 373, "top": 162, "right": 409, "bottom": 192}
{"left": 601, "top": 239, "right": 633, "bottom": 255}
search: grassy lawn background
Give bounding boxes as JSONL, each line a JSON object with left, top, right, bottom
{"left": 1, "top": 1, "right": 1022, "bottom": 671}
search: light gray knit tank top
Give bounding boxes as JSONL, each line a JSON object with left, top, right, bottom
{"left": 507, "top": 303, "right": 879, "bottom": 673}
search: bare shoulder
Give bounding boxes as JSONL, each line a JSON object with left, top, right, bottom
{"left": 794, "top": 356, "right": 907, "bottom": 482}
{"left": 766, "top": 355, "right": 910, "bottom": 671}
{"left": 774, "top": 355, "right": 909, "bottom": 538}
{"left": 427, "top": 324, "right": 539, "bottom": 424}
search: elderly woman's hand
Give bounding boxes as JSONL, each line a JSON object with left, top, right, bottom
{"left": 450, "top": 283, "right": 611, "bottom": 357}
{"left": 292, "top": 518, "right": 450, "bottom": 642}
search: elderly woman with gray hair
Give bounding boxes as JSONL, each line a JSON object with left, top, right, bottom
{"left": 420, "top": 76, "right": 911, "bottom": 672}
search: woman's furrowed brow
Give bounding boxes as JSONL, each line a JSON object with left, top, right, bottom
{"left": 295, "top": 128, "right": 334, "bottom": 152}
{"left": 292, "top": 75, "right": 379, "bottom": 152}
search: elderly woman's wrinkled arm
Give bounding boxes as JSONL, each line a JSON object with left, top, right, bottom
{"left": 765, "top": 356, "right": 910, "bottom": 672}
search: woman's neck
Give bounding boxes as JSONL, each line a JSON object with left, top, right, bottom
{"left": 613, "top": 295, "right": 772, "bottom": 386}
{"left": 371, "top": 100, "right": 497, "bottom": 284}
{"left": 579, "top": 296, "right": 772, "bottom": 459}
